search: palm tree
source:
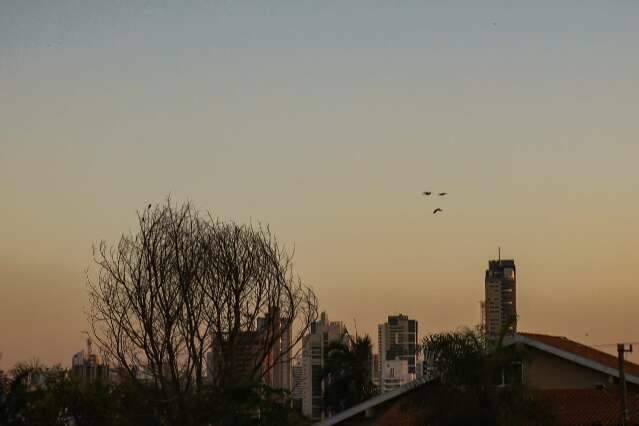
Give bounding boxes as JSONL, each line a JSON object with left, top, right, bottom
{"left": 0, "top": 361, "right": 44, "bottom": 425}
{"left": 423, "top": 316, "right": 522, "bottom": 386}
{"left": 323, "top": 333, "right": 377, "bottom": 416}
{"left": 422, "top": 319, "right": 554, "bottom": 425}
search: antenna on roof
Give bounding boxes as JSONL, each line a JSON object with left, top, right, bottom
{"left": 498, "top": 246, "right": 501, "bottom": 263}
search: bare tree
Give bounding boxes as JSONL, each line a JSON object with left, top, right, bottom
{"left": 87, "top": 199, "right": 318, "bottom": 423}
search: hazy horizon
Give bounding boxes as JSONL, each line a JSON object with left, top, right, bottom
{"left": 1, "top": 0, "right": 638, "bottom": 369}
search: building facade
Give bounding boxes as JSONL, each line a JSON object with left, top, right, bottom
{"left": 207, "top": 309, "right": 292, "bottom": 391}
{"left": 302, "top": 311, "right": 346, "bottom": 421}
{"left": 291, "top": 357, "right": 304, "bottom": 412}
{"left": 380, "top": 359, "right": 413, "bottom": 393}
{"left": 371, "top": 353, "right": 380, "bottom": 388}
{"left": 378, "top": 314, "right": 418, "bottom": 393}
{"left": 484, "top": 259, "right": 517, "bottom": 338}
{"left": 71, "top": 338, "right": 109, "bottom": 383}
{"left": 258, "top": 310, "right": 292, "bottom": 391}
{"left": 506, "top": 332, "right": 639, "bottom": 390}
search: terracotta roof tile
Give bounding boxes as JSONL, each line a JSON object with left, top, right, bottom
{"left": 520, "top": 332, "right": 639, "bottom": 377}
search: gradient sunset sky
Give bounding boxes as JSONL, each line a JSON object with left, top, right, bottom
{"left": 1, "top": 1, "right": 638, "bottom": 368}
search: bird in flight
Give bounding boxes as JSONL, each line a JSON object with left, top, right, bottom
{"left": 423, "top": 191, "right": 432, "bottom": 196}
{"left": 438, "top": 192, "right": 447, "bottom": 196}
{"left": 433, "top": 208, "right": 443, "bottom": 214}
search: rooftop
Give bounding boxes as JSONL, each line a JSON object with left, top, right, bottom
{"left": 488, "top": 259, "right": 516, "bottom": 269}
{"left": 518, "top": 332, "right": 639, "bottom": 378}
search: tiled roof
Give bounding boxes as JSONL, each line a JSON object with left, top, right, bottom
{"left": 539, "top": 388, "right": 639, "bottom": 426}
{"left": 519, "top": 332, "right": 639, "bottom": 377}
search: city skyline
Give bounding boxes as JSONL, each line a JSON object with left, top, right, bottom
{"left": 2, "top": 1, "right": 639, "bottom": 369}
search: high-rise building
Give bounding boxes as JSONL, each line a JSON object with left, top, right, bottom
{"left": 484, "top": 258, "right": 517, "bottom": 338}
{"left": 291, "top": 357, "right": 304, "bottom": 413}
{"left": 71, "top": 338, "right": 110, "bottom": 383}
{"left": 378, "top": 314, "right": 418, "bottom": 393}
{"left": 207, "top": 309, "right": 292, "bottom": 391}
{"left": 302, "top": 311, "right": 346, "bottom": 422}
{"left": 259, "top": 309, "right": 292, "bottom": 391}
{"left": 207, "top": 330, "right": 263, "bottom": 385}
{"left": 371, "top": 353, "right": 380, "bottom": 388}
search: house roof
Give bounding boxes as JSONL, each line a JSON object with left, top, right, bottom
{"left": 313, "top": 377, "right": 430, "bottom": 426}
{"left": 316, "top": 332, "right": 639, "bottom": 425}
{"left": 510, "top": 332, "right": 639, "bottom": 384}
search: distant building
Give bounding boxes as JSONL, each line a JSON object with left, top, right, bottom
{"left": 415, "top": 359, "right": 424, "bottom": 380}
{"left": 302, "top": 311, "right": 347, "bottom": 421}
{"left": 484, "top": 258, "right": 517, "bottom": 338}
{"left": 71, "top": 338, "right": 109, "bottom": 383}
{"left": 380, "top": 359, "right": 413, "bottom": 393}
{"left": 259, "top": 310, "right": 292, "bottom": 391}
{"left": 207, "top": 309, "right": 292, "bottom": 391}
{"left": 207, "top": 330, "right": 263, "bottom": 385}
{"left": 378, "top": 314, "right": 418, "bottom": 393}
{"left": 291, "top": 357, "right": 304, "bottom": 413}
{"left": 313, "top": 332, "right": 639, "bottom": 426}
{"left": 371, "top": 353, "right": 380, "bottom": 388}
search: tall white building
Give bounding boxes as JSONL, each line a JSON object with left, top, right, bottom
{"left": 378, "top": 314, "right": 418, "bottom": 393}
{"left": 302, "top": 311, "right": 346, "bottom": 422}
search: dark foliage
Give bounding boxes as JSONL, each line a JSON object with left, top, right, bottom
{"left": 0, "top": 364, "right": 309, "bottom": 426}
{"left": 322, "top": 333, "right": 377, "bottom": 416}
{"left": 422, "top": 324, "right": 555, "bottom": 426}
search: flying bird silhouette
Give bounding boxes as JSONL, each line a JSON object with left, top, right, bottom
{"left": 438, "top": 192, "right": 447, "bottom": 196}
{"left": 422, "top": 191, "right": 431, "bottom": 196}
{"left": 433, "top": 208, "right": 443, "bottom": 214}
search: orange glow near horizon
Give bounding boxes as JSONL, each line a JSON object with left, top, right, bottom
{"left": 1, "top": 1, "right": 638, "bottom": 369}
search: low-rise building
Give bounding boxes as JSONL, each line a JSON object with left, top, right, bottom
{"left": 504, "top": 332, "right": 639, "bottom": 390}
{"left": 315, "top": 332, "right": 639, "bottom": 426}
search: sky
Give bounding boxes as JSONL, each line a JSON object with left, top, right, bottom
{"left": 1, "top": 0, "right": 638, "bottom": 369}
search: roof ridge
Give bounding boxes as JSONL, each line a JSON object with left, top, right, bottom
{"left": 517, "top": 332, "right": 639, "bottom": 370}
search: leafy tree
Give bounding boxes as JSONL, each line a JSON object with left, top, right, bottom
{"left": 0, "top": 363, "right": 34, "bottom": 425}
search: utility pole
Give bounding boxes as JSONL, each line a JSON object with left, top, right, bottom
{"left": 618, "top": 343, "right": 634, "bottom": 426}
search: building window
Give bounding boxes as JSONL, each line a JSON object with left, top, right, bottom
{"left": 498, "top": 362, "right": 524, "bottom": 386}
